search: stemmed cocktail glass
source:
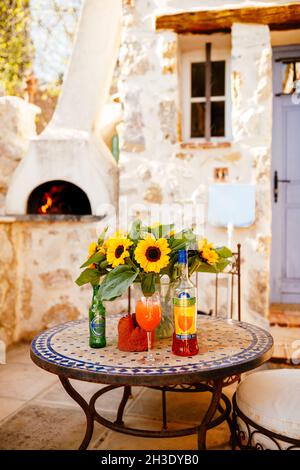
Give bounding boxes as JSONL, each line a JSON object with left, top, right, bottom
{"left": 135, "top": 293, "right": 162, "bottom": 364}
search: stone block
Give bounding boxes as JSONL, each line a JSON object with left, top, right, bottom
{"left": 42, "top": 303, "right": 80, "bottom": 329}
{"left": 231, "top": 23, "right": 272, "bottom": 145}
{"left": 247, "top": 268, "right": 270, "bottom": 318}
{"left": 159, "top": 100, "right": 177, "bottom": 144}
{"left": 160, "top": 40, "right": 177, "bottom": 74}
{"left": 143, "top": 184, "right": 163, "bottom": 204}
{"left": 119, "top": 38, "right": 154, "bottom": 76}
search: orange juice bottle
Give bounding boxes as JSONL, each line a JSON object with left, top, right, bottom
{"left": 172, "top": 250, "right": 199, "bottom": 357}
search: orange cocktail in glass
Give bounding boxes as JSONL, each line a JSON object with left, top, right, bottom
{"left": 135, "top": 294, "right": 162, "bottom": 363}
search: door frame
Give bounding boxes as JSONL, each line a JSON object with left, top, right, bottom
{"left": 270, "top": 44, "right": 300, "bottom": 303}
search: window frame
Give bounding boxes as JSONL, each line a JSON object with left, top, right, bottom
{"left": 181, "top": 47, "right": 232, "bottom": 143}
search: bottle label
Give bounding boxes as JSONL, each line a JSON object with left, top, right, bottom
{"left": 173, "top": 296, "right": 197, "bottom": 340}
{"left": 90, "top": 314, "right": 105, "bottom": 337}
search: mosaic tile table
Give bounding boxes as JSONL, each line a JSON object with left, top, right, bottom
{"left": 31, "top": 316, "right": 273, "bottom": 450}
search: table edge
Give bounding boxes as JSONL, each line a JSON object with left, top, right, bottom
{"left": 30, "top": 342, "right": 274, "bottom": 387}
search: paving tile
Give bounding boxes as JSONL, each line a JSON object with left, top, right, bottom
{"left": 126, "top": 388, "right": 211, "bottom": 424}
{"left": 34, "top": 381, "right": 143, "bottom": 416}
{"left": 6, "top": 342, "right": 32, "bottom": 365}
{"left": 0, "top": 363, "right": 58, "bottom": 401}
{"left": 124, "top": 384, "right": 236, "bottom": 425}
{"left": 0, "top": 404, "right": 108, "bottom": 450}
{"left": 270, "top": 326, "right": 300, "bottom": 362}
{"left": 92, "top": 384, "right": 234, "bottom": 450}
{"left": 270, "top": 304, "right": 300, "bottom": 327}
{"left": 93, "top": 416, "right": 231, "bottom": 450}
{"left": 0, "top": 397, "right": 26, "bottom": 422}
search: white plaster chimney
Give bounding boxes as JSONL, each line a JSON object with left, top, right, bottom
{"left": 6, "top": 0, "right": 122, "bottom": 215}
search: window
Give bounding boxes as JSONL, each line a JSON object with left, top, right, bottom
{"left": 181, "top": 43, "right": 231, "bottom": 142}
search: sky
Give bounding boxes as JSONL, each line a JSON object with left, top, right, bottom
{"left": 30, "top": 0, "right": 82, "bottom": 85}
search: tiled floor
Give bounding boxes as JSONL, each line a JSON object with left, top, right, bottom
{"left": 270, "top": 325, "right": 300, "bottom": 363}
{"left": 269, "top": 303, "right": 300, "bottom": 328}
{"left": 269, "top": 303, "right": 300, "bottom": 362}
{"left": 0, "top": 342, "right": 234, "bottom": 450}
{"left": 1, "top": 335, "right": 299, "bottom": 450}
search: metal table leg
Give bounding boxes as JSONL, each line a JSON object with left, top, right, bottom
{"left": 59, "top": 377, "right": 228, "bottom": 450}
{"left": 59, "top": 376, "right": 94, "bottom": 450}
{"left": 115, "top": 385, "right": 132, "bottom": 426}
{"left": 197, "top": 378, "right": 223, "bottom": 450}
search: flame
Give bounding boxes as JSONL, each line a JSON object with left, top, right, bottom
{"left": 39, "top": 193, "right": 53, "bottom": 214}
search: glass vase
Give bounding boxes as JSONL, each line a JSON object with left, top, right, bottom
{"left": 155, "top": 278, "right": 174, "bottom": 339}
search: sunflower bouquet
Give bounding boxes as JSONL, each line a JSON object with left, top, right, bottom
{"left": 76, "top": 220, "right": 232, "bottom": 301}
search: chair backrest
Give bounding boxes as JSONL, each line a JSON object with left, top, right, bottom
{"left": 225, "top": 243, "right": 241, "bottom": 321}
{"left": 196, "top": 243, "right": 241, "bottom": 321}
{"left": 127, "top": 244, "right": 241, "bottom": 321}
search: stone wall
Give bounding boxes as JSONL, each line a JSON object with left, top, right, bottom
{"left": 0, "top": 0, "right": 291, "bottom": 346}
{"left": 0, "top": 97, "right": 39, "bottom": 214}
{"left": 0, "top": 217, "right": 109, "bottom": 346}
{"left": 231, "top": 23, "right": 272, "bottom": 326}
{"left": 119, "top": 0, "right": 274, "bottom": 326}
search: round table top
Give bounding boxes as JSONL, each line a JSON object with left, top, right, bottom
{"left": 31, "top": 315, "right": 273, "bottom": 386}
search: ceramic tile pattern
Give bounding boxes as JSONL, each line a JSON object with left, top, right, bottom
{"left": 31, "top": 317, "right": 273, "bottom": 378}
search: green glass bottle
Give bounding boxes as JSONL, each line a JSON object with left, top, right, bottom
{"left": 89, "top": 285, "right": 106, "bottom": 348}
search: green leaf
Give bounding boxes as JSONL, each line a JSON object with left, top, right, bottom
{"left": 75, "top": 268, "right": 100, "bottom": 287}
{"left": 216, "top": 259, "right": 231, "bottom": 271}
{"left": 97, "top": 226, "right": 108, "bottom": 245}
{"left": 80, "top": 252, "right": 106, "bottom": 268}
{"left": 140, "top": 230, "right": 154, "bottom": 240}
{"left": 215, "top": 246, "right": 233, "bottom": 258}
{"left": 196, "top": 259, "right": 231, "bottom": 274}
{"left": 126, "top": 257, "right": 139, "bottom": 271}
{"left": 99, "top": 260, "right": 109, "bottom": 270}
{"left": 128, "top": 219, "right": 143, "bottom": 241}
{"left": 197, "top": 263, "right": 219, "bottom": 274}
{"left": 188, "top": 256, "right": 201, "bottom": 276}
{"left": 169, "top": 238, "right": 188, "bottom": 251}
{"left": 149, "top": 224, "right": 174, "bottom": 239}
{"left": 169, "top": 229, "right": 196, "bottom": 250}
{"left": 98, "top": 265, "right": 139, "bottom": 301}
{"left": 141, "top": 273, "right": 156, "bottom": 296}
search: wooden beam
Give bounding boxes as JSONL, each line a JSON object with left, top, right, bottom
{"left": 156, "top": 3, "right": 300, "bottom": 34}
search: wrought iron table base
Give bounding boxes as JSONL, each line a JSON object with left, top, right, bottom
{"left": 59, "top": 376, "right": 231, "bottom": 450}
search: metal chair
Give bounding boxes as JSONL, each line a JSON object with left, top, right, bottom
{"left": 197, "top": 243, "right": 241, "bottom": 321}
{"left": 157, "top": 244, "right": 242, "bottom": 431}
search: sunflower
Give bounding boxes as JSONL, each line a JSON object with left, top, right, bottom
{"left": 106, "top": 236, "right": 132, "bottom": 268}
{"left": 202, "top": 248, "right": 219, "bottom": 265}
{"left": 134, "top": 237, "right": 171, "bottom": 273}
{"left": 198, "top": 238, "right": 219, "bottom": 265}
{"left": 88, "top": 241, "right": 106, "bottom": 256}
{"left": 87, "top": 241, "right": 106, "bottom": 268}
{"left": 150, "top": 222, "right": 161, "bottom": 228}
{"left": 88, "top": 242, "right": 98, "bottom": 257}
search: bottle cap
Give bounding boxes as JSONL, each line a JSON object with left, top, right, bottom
{"left": 178, "top": 249, "right": 187, "bottom": 264}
